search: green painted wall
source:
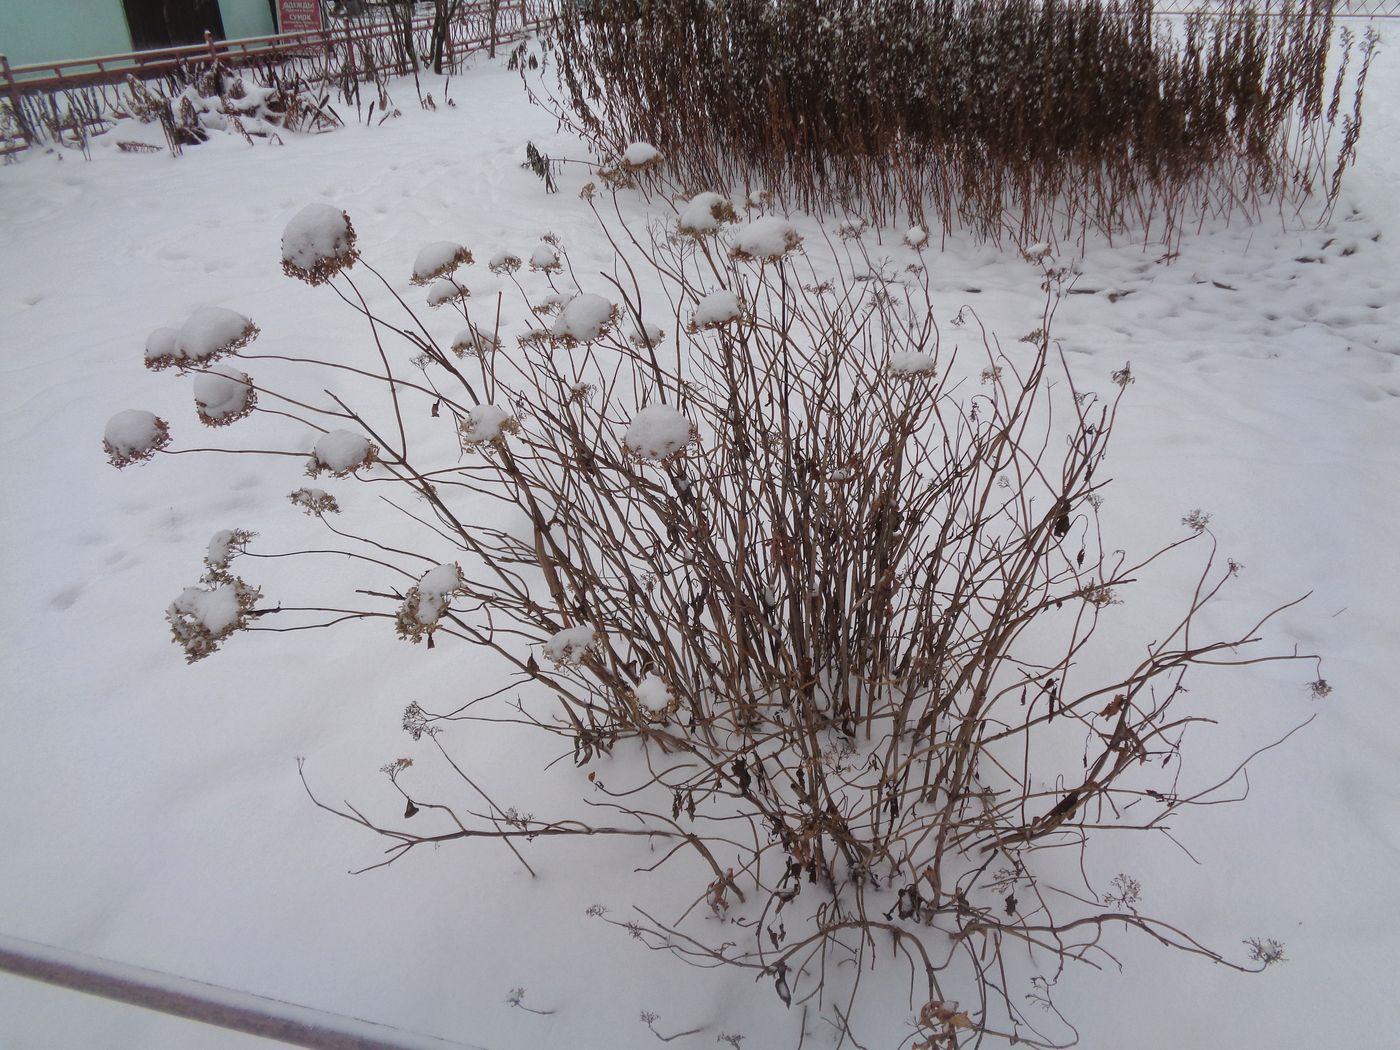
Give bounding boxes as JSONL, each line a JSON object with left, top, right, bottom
{"left": 0, "top": 1, "right": 276, "bottom": 68}
{"left": 219, "top": 0, "right": 275, "bottom": 40}
{"left": 0, "top": 1, "right": 132, "bottom": 67}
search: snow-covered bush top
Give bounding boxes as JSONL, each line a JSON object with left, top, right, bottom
{"left": 529, "top": 244, "right": 562, "bottom": 273}
{"left": 692, "top": 289, "right": 741, "bottom": 329}
{"left": 888, "top": 351, "right": 938, "bottom": 376}
{"left": 281, "top": 204, "right": 358, "bottom": 285}
{"left": 552, "top": 294, "right": 616, "bottom": 344}
{"left": 623, "top": 404, "right": 696, "bottom": 462}
{"left": 103, "top": 409, "right": 171, "bottom": 468}
{"left": 308, "top": 430, "right": 376, "bottom": 477}
{"left": 459, "top": 404, "right": 518, "bottom": 448}
{"left": 396, "top": 562, "right": 467, "bottom": 643}
{"left": 678, "top": 192, "right": 738, "bottom": 236}
{"left": 543, "top": 625, "right": 600, "bottom": 666}
{"left": 288, "top": 487, "right": 339, "bottom": 516}
{"left": 193, "top": 366, "right": 256, "bottom": 426}
{"left": 167, "top": 578, "right": 260, "bottom": 663}
{"left": 411, "top": 241, "right": 474, "bottom": 285}
{"left": 634, "top": 674, "right": 673, "bottom": 713}
{"left": 451, "top": 324, "right": 500, "bottom": 357}
{"left": 488, "top": 251, "right": 522, "bottom": 274}
{"left": 631, "top": 320, "right": 665, "bottom": 349}
{"left": 144, "top": 327, "right": 178, "bottom": 368}
{"left": 537, "top": 291, "right": 574, "bottom": 315}
{"left": 904, "top": 225, "right": 929, "bottom": 249}
{"left": 621, "top": 142, "right": 662, "bottom": 168}
{"left": 147, "top": 308, "right": 259, "bottom": 371}
{"left": 427, "top": 279, "right": 470, "bottom": 308}
{"left": 731, "top": 216, "right": 802, "bottom": 262}
{"left": 205, "top": 528, "right": 252, "bottom": 572}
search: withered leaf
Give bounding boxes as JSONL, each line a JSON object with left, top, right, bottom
{"left": 404, "top": 799, "right": 419, "bottom": 819}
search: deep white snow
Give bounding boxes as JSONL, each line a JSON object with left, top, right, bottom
{"left": 3, "top": 43, "right": 1400, "bottom": 1050}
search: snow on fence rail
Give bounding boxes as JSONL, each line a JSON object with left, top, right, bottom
{"left": 0, "top": 0, "right": 556, "bottom": 153}
{"left": 0, "top": 931, "right": 493, "bottom": 1050}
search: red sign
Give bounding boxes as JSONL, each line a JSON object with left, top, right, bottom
{"left": 277, "top": 0, "right": 324, "bottom": 33}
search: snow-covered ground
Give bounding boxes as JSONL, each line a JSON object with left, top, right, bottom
{"left": 1, "top": 42, "right": 1398, "bottom": 1050}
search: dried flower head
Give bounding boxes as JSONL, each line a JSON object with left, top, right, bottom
{"left": 193, "top": 366, "right": 256, "bottom": 426}
{"left": 426, "top": 279, "right": 471, "bottom": 308}
{"left": 529, "top": 243, "right": 562, "bottom": 273}
{"left": 623, "top": 405, "right": 698, "bottom": 463}
{"left": 146, "top": 308, "right": 260, "bottom": 372}
{"left": 395, "top": 562, "right": 467, "bottom": 643}
{"left": 103, "top": 410, "right": 171, "bottom": 468}
{"left": 204, "top": 528, "right": 255, "bottom": 579}
{"left": 288, "top": 487, "right": 340, "bottom": 516}
{"left": 543, "top": 625, "right": 601, "bottom": 666}
{"left": 488, "top": 251, "right": 523, "bottom": 275}
{"left": 281, "top": 204, "right": 359, "bottom": 285}
{"left": 306, "top": 430, "right": 378, "bottom": 478}
{"left": 410, "top": 241, "right": 474, "bottom": 286}
{"left": 677, "top": 192, "right": 738, "bottom": 237}
{"left": 458, "top": 404, "right": 520, "bottom": 451}
{"left": 167, "top": 576, "right": 261, "bottom": 663}
{"left": 729, "top": 216, "right": 803, "bottom": 262}
{"left": 451, "top": 324, "right": 501, "bottom": 358}
{"left": 1181, "top": 508, "right": 1212, "bottom": 533}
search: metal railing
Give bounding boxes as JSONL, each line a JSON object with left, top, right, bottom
{"left": 0, "top": 931, "right": 492, "bottom": 1050}
{"left": 0, "top": 1, "right": 556, "bottom": 153}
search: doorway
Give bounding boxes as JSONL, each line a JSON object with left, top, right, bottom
{"left": 121, "top": 0, "right": 228, "bottom": 51}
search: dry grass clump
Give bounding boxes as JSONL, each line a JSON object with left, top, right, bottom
{"left": 550, "top": 0, "right": 1377, "bottom": 247}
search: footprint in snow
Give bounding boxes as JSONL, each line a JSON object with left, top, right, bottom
{"left": 50, "top": 583, "right": 85, "bottom": 611}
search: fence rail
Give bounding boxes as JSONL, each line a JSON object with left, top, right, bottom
{"left": 0, "top": 931, "right": 491, "bottom": 1050}
{"left": 0, "top": 1, "right": 555, "bottom": 153}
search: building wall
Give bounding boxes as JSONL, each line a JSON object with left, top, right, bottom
{"left": 1, "top": 0, "right": 277, "bottom": 68}
{"left": 0, "top": 1, "right": 133, "bottom": 67}
{"left": 219, "top": 0, "right": 276, "bottom": 40}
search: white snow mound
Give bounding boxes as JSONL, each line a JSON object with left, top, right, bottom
{"left": 631, "top": 320, "right": 665, "bottom": 348}
{"left": 552, "top": 294, "right": 614, "bottom": 343}
{"left": 693, "top": 290, "right": 741, "bottom": 328}
{"left": 311, "top": 430, "right": 372, "bottom": 474}
{"left": 174, "top": 307, "right": 256, "bottom": 365}
{"left": 622, "top": 142, "right": 661, "bottom": 167}
{"left": 529, "top": 244, "right": 561, "bottom": 272}
{"left": 427, "top": 279, "right": 469, "bottom": 307}
{"left": 193, "top": 367, "right": 254, "bottom": 422}
{"left": 624, "top": 404, "right": 695, "bottom": 461}
{"left": 144, "top": 327, "right": 178, "bottom": 366}
{"left": 281, "top": 204, "right": 355, "bottom": 274}
{"left": 460, "top": 404, "right": 514, "bottom": 445}
{"left": 733, "top": 216, "right": 802, "bottom": 261}
{"left": 415, "top": 562, "right": 464, "bottom": 625}
{"left": 544, "top": 625, "right": 600, "bottom": 666}
{"left": 413, "top": 241, "right": 472, "bottom": 283}
{"left": 678, "top": 192, "right": 736, "bottom": 235}
{"left": 635, "top": 674, "right": 673, "bottom": 712}
{"left": 888, "top": 351, "right": 938, "bottom": 376}
{"left": 104, "top": 410, "right": 164, "bottom": 456}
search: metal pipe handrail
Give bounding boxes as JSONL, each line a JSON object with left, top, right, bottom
{"left": 0, "top": 931, "right": 492, "bottom": 1050}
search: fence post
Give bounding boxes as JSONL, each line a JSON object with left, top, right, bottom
{"left": 1, "top": 54, "right": 34, "bottom": 150}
